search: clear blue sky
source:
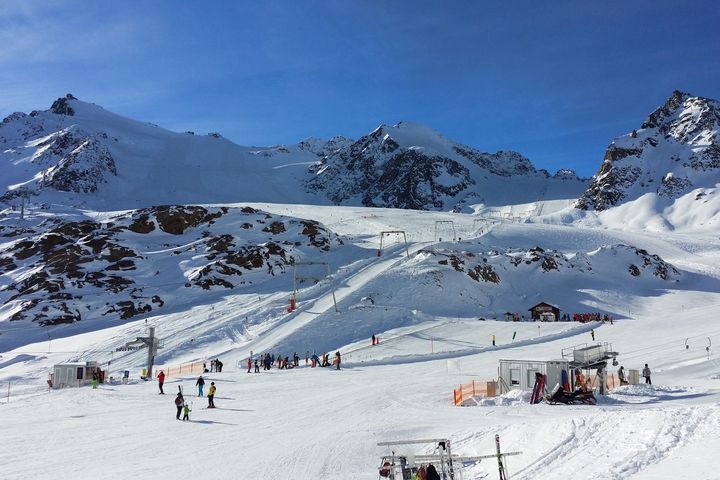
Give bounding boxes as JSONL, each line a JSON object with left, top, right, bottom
{"left": 1, "top": 1, "right": 718, "bottom": 177}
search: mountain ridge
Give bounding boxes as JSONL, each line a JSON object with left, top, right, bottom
{"left": 1, "top": 95, "right": 588, "bottom": 212}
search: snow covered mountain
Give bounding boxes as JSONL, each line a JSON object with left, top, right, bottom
{"left": 307, "top": 121, "right": 587, "bottom": 211}
{"left": 0, "top": 204, "right": 359, "bottom": 351}
{"left": 0, "top": 94, "right": 336, "bottom": 209}
{"left": 577, "top": 90, "right": 720, "bottom": 210}
{"left": 0, "top": 95, "right": 587, "bottom": 212}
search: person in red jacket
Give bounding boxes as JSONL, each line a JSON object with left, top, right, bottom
{"left": 157, "top": 370, "right": 166, "bottom": 394}
{"left": 247, "top": 357, "right": 252, "bottom": 373}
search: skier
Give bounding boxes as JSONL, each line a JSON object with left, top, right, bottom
{"left": 210, "top": 359, "right": 215, "bottom": 372}
{"left": 254, "top": 359, "right": 260, "bottom": 373}
{"left": 175, "top": 392, "right": 184, "bottom": 420}
{"left": 92, "top": 371, "right": 99, "bottom": 389}
{"left": 264, "top": 354, "right": 271, "bottom": 370}
{"left": 492, "top": 334, "right": 496, "bottom": 346}
{"left": 157, "top": 370, "right": 166, "bottom": 394}
{"left": 642, "top": 364, "right": 652, "bottom": 384}
{"left": 371, "top": 334, "right": 376, "bottom": 346}
{"left": 618, "top": 366, "right": 627, "bottom": 385}
{"left": 216, "top": 359, "right": 223, "bottom": 373}
{"left": 247, "top": 357, "right": 252, "bottom": 373}
{"left": 293, "top": 352, "right": 299, "bottom": 367}
{"left": 207, "top": 382, "right": 216, "bottom": 408}
{"left": 591, "top": 329, "right": 595, "bottom": 341}
{"left": 335, "top": 351, "right": 341, "bottom": 370}
{"left": 182, "top": 402, "right": 191, "bottom": 421}
{"left": 196, "top": 375, "right": 205, "bottom": 397}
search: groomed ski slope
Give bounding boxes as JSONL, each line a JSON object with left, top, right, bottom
{"left": 1, "top": 203, "right": 720, "bottom": 479}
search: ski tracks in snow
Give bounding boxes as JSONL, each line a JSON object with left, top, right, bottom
{"left": 512, "top": 405, "right": 716, "bottom": 480}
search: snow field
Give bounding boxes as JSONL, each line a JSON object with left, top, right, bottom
{"left": 2, "top": 202, "right": 720, "bottom": 479}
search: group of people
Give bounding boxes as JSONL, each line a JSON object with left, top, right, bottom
{"left": 159, "top": 347, "right": 346, "bottom": 421}
{"left": 171, "top": 378, "right": 217, "bottom": 421}
{"left": 617, "top": 364, "right": 652, "bottom": 385}
{"left": 248, "top": 350, "right": 342, "bottom": 372}
{"left": 208, "top": 359, "right": 224, "bottom": 373}
{"left": 572, "top": 312, "right": 613, "bottom": 323}
{"left": 371, "top": 334, "right": 381, "bottom": 345}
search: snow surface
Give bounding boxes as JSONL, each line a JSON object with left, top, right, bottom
{"left": 2, "top": 198, "right": 720, "bottom": 479}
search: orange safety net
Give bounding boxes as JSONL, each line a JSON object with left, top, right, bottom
{"left": 588, "top": 372, "right": 621, "bottom": 391}
{"left": 153, "top": 361, "right": 205, "bottom": 379}
{"left": 453, "top": 379, "right": 492, "bottom": 405}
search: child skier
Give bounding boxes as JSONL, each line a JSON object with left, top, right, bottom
{"left": 182, "top": 403, "right": 191, "bottom": 421}
{"left": 207, "top": 382, "right": 216, "bottom": 408}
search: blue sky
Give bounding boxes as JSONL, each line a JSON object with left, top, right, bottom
{"left": 1, "top": 1, "right": 718, "bottom": 177}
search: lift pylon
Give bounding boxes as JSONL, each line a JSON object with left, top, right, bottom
{"left": 291, "top": 261, "right": 339, "bottom": 313}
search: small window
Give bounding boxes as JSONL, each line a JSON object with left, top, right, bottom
{"left": 510, "top": 368, "right": 520, "bottom": 386}
{"left": 76, "top": 367, "right": 84, "bottom": 380}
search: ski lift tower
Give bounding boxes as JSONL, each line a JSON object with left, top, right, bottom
{"left": 116, "top": 326, "right": 161, "bottom": 379}
{"left": 434, "top": 220, "right": 456, "bottom": 242}
{"left": 378, "top": 231, "right": 410, "bottom": 257}
{"left": 291, "top": 261, "right": 339, "bottom": 313}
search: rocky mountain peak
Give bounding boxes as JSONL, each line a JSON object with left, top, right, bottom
{"left": 307, "top": 121, "right": 586, "bottom": 211}
{"left": 50, "top": 94, "right": 78, "bottom": 116}
{"left": 577, "top": 91, "right": 720, "bottom": 210}
{"left": 641, "top": 90, "right": 720, "bottom": 142}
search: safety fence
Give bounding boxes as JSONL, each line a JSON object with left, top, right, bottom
{"left": 153, "top": 360, "right": 206, "bottom": 379}
{"left": 453, "top": 379, "right": 495, "bottom": 405}
{"left": 588, "top": 372, "right": 623, "bottom": 390}
{"left": 453, "top": 372, "right": 625, "bottom": 406}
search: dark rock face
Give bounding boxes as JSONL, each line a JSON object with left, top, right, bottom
{"left": 50, "top": 94, "right": 77, "bottom": 116}
{"left": 419, "top": 243, "right": 678, "bottom": 285}
{"left": 45, "top": 138, "right": 117, "bottom": 193}
{"left": 578, "top": 91, "right": 720, "bottom": 210}
{"left": 362, "top": 150, "right": 473, "bottom": 210}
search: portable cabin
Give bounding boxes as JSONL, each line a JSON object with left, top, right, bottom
{"left": 51, "top": 361, "right": 101, "bottom": 388}
{"left": 498, "top": 359, "right": 569, "bottom": 394}
{"left": 528, "top": 302, "right": 560, "bottom": 321}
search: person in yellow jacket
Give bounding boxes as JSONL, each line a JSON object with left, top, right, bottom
{"left": 207, "top": 382, "right": 216, "bottom": 408}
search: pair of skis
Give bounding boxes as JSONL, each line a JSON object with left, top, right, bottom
{"left": 530, "top": 373, "right": 547, "bottom": 404}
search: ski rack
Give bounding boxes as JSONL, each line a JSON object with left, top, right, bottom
{"left": 377, "top": 437, "right": 522, "bottom": 480}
